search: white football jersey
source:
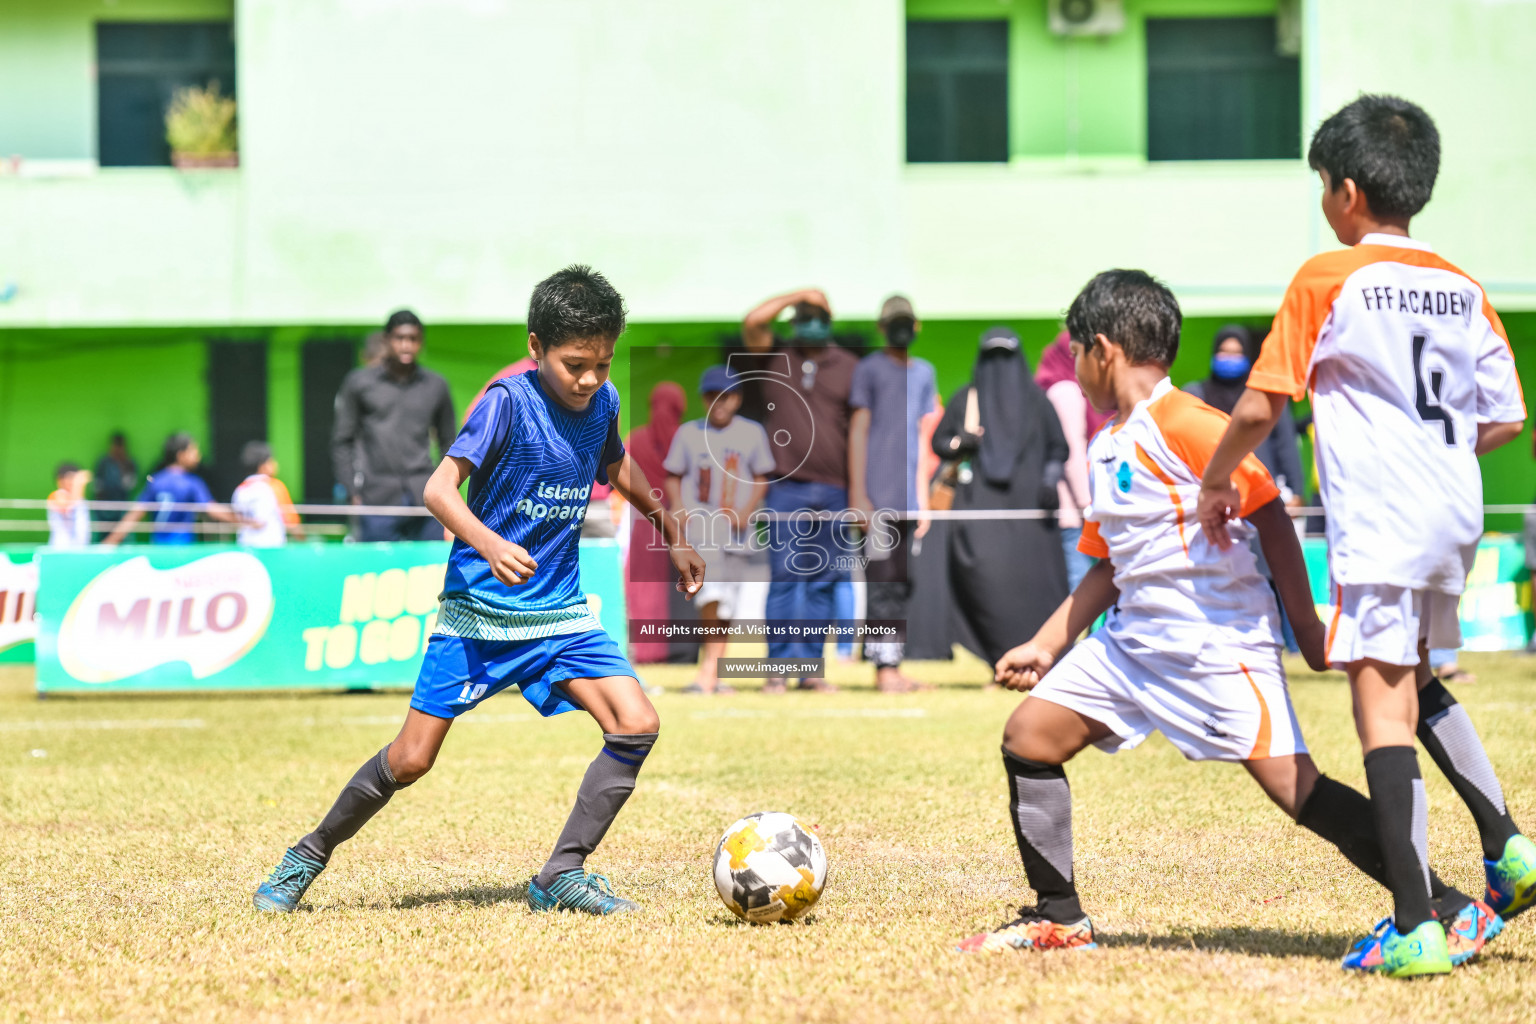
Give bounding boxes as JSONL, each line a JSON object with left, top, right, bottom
{"left": 1080, "top": 378, "right": 1282, "bottom": 652}
{"left": 1249, "top": 234, "right": 1525, "bottom": 593}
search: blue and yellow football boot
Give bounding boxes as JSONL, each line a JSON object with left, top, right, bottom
{"left": 253, "top": 848, "right": 325, "bottom": 913}
{"left": 527, "top": 870, "right": 639, "bottom": 915}
{"left": 1342, "top": 918, "right": 1452, "bottom": 977}
{"left": 1484, "top": 834, "right": 1536, "bottom": 919}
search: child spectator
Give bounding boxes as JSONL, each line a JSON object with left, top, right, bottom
{"left": 232, "top": 441, "right": 305, "bottom": 547}
{"left": 46, "top": 463, "right": 92, "bottom": 549}
{"left": 103, "top": 433, "right": 244, "bottom": 545}
{"left": 663, "top": 365, "right": 774, "bottom": 694}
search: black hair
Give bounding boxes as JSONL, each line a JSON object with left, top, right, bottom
{"left": 55, "top": 461, "right": 81, "bottom": 480}
{"left": 527, "top": 264, "right": 627, "bottom": 348}
{"left": 384, "top": 309, "right": 423, "bottom": 334}
{"left": 109, "top": 431, "right": 126, "bottom": 446}
{"left": 1065, "top": 269, "right": 1182, "bottom": 367}
{"left": 159, "top": 432, "right": 196, "bottom": 470}
{"left": 241, "top": 440, "right": 274, "bottom": 473}
{"left": 1308, "top": 94, "right": 1440, "bottom": 220}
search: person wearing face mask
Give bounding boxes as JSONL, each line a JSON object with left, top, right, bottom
{"left": 849, "top": 295, "right": 939, "bottom": 692}
{"left": 1185, "top": 324, "right": 1307, "bottom": 651}
{"left": 1184, "top": 325, "right": 1305, "bottom": 518}
{"left": 742, "top": 288, "right": 860, "bottom": 693}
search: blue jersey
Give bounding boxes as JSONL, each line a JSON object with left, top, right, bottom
{"left": 436, "top": 370, "right": 625, "bottom": 641}
{"left": 137, "top": 466, "right": 214, "bottom": 545}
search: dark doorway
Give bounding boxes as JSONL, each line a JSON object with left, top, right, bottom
{"left": 207, "top": 340, "right": 268, "bottom": 501}
{"left": 302, "top": 339, "right": 360, "bottom": 504}
{"left": 97, "top": 21, "right": 237, "bottom": 167}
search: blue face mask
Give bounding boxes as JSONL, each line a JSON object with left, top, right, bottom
{"left": 793, "top": 317, "right": 832, "bottom": 343}
{"left": 1211, "top": 352, "right": 1251, "bottom": 382}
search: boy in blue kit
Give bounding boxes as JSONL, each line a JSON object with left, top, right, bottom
{"left": 255, "top": 266, "right": 705, "bottom": 916}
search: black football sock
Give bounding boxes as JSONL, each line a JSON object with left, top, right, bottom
{"left": 1418, "top": 677, "right": 1519, "bottom": 861}
{"left": 1297, "top": 774, "right": 1471, "bottom": 920}
{"left": 1363, "top": 746, "right": 1434, "bottom": 933}
{"left": 293, "top": 746, "right": 409, "bottom": 866}
{"left": 537, "top": 732, "right": 657, "bottom": 887}
{"left": 1003, "top": 748, "right": 1083, "bottom": 924}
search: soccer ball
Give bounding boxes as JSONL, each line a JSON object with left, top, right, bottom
{"left": 712, "top": 811, "right": 827, "bottom": 924}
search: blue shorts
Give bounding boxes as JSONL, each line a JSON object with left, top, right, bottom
{"left": 410, "top": 629, "right": 638, "bottom": 719}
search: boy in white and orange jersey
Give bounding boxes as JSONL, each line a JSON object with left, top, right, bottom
{"left": 232, "top": 441, "right": 304, "bottom": 547}
{"left": 1199, "top": 95, "right": 1531, "bottom": 977}
{"left": 958, "top": 270, "right": 1497, "bottom": 970}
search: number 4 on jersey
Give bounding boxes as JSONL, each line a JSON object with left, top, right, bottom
{"left": 1412, "top": 333, "right": 1455, "bottom": 447}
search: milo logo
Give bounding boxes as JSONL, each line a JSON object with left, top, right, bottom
{"left": 58, "top": 553, "right": 273, "bottom": 682}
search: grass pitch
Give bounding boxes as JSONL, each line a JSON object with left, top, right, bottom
{"left": 4, "top": 651, "right": 1536, "bottom": 1023}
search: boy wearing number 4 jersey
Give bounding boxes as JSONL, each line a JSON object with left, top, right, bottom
{"left": 958, "top": 270, "right": 1499, "bottom": 969}
{"left": 1200, "top": 95, "right": 1532, "bottom": 976}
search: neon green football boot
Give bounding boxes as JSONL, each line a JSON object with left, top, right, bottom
{"left": 1485, "top": 833, "right": 1536, "bottom": 919}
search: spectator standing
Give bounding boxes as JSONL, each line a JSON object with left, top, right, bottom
{"left": 849, "top": 294, "right": 938, "bottom": 692}
{"left": 332, "top": 309, "right": 457, "bottom": 541}
{"left": 47, "top": 463, "right": 92, "bottom": 548}
{"left": 624, "top": 381, "right": 687, "bottom": 663}
{"left": 92, "top": 432, "right": 138, "bottom": 531}
{"left": 663, "top": 365, "right": 775, "bottom": 693}
{"left": 932, "top": 327, "right": 1069, "bottom": 666}
{"left": 103, "top": 433, "right": 243, "bottom": 545}
{"left": 742, "top": 288, "right": 859, "bottom": 693}
{"left": 232, "top": 441, "right": 305, "bottom": 547}
{"left": 1035, "top": 331, "right": 1111, "bottom": 591}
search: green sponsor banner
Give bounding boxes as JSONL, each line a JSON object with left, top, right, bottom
{"left": 1301, "top": 535, "right": 1530, "bottom": 652}
{"left": 34, "top": 540, "right": 628, "bottom": 693}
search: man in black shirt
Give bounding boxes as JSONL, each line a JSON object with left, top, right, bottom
{"left": 332, "top": 309, "right": 457, "bottom": 541}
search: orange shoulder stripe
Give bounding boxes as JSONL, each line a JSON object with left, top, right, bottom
{"left": 1147, "top": 388, "right": 1279, "bottom": 517}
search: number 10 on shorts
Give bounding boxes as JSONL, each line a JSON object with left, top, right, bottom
{"left": 456, "top": 682, "right": 488, "bottom": 704}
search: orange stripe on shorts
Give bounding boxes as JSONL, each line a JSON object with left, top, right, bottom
{"left": 1241, "top": 663, "right": 1272, "bottom": 760}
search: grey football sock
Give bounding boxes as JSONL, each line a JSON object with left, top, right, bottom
{"left": 293, "top": 746, "right": 409, "bottom": 865}
{"left": 1419, "top": 677, "right": 1519, "bottom": 860}
{"left": 537, "top": 733, "right": 657, "bottom": 887}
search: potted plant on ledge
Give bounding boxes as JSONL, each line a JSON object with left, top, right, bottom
{"left": 166, "top": 82, "right": 238, "bottom": 169}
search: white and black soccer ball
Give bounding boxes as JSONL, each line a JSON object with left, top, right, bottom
{"left": 712, "top": 811, "right": 827, "bottom": 924}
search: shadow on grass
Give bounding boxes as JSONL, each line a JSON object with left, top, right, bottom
{"left": 393, "top": 882, "right": 530, "bottom": 909}
{"left": 1101, "top": 926, "right": 1358, "bottom": 960}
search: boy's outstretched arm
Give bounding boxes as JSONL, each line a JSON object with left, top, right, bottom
{"left": 609, "top": 452, "right": 705, "bottom": 596}
{"left": 995, "top": 559, "right": 1118, "bottom": 692}
{"left": 424, "top": 456, "right": 537, "bottom": 587}
{"left": 1247, "top": 496, "right": 1328, "bottom": 671}
{"left": 1198, "top": 388, "right": 1288, "bottom": 549}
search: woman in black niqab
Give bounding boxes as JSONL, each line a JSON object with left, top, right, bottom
{"left": 928, "top": 327, "right": 1071, "bottom": 667}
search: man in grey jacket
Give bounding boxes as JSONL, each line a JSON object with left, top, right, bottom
{"left": 332, "top": 309, "right": 457, "bottom": 541}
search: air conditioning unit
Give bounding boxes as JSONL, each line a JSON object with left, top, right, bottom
{"left": 1048, "top": 0, "right": 1125, "bottom": 36}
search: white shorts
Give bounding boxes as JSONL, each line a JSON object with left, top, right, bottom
{"left": 1031, "top": 630, "right": 1305, "bottom": 763}
{"left": 1324, "top": 583, "right": 1462, "bottom": 669}
{"left": 695, "top": 550, "right": 754, "bottom": 620}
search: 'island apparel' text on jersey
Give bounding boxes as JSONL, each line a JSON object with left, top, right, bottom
{"left": 1248, "top": 234, "right": 1526, "bottom": 593}
{"left": 1079, "top": 379, "right": 1282, "bottom": 651}
{"left": 436, "top": 370, "right": 624, "bottom": 641}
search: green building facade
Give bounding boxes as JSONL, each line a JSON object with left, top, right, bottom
{"left": 3, "top": 0, "right": 1535, "bottom": 522}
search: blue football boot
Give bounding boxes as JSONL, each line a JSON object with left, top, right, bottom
{"left": 1484, "top": 834, "right": 1536, "bottom": 919}
{"left": 527, "top": 870, "right": 639, "bottom": 915}
{"left": 253, "top": 848, "right": 325, "bottom": 913}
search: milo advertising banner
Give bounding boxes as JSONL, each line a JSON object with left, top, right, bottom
{"left": 1, "top": 549, "right": 39, "bottom": 663}
{"left": 33, "top": 541, "right": 627, "bottom": 693}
